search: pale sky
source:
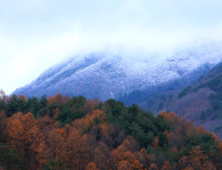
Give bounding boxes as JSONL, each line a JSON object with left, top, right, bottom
{"left": 1, "top": 0, "right": 222, "bottom": 95}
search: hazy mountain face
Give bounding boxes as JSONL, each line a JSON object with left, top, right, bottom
{"left": 139, "top": 63, "right": 222, "bottom": 139}
{"left": 12, "top": 41, "right": 222, "bottom": 101}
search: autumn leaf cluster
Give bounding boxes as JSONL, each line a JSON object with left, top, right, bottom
{"left": 0, "top": 91, "right": 222, "bottom": 169}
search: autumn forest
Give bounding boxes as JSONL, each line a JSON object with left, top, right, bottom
{"left": 0, "top": 90, "right": 222, "bottom": 170}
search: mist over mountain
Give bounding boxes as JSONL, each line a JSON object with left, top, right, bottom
{"left": 12, "top": 41, "right": 222, "bottom": 102}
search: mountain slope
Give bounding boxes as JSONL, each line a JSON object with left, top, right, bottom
{"left": 12, "top": 41, "right": 222, "bottom": 102}
{"left": 140, "top": 62, "right": 222, "bottom": 138}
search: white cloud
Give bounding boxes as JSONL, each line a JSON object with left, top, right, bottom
{"left": 0, "top": 0, "right": 222, "bottom": 94}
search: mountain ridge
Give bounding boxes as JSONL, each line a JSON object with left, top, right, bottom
{"left": 12, "top": 41, "right": 222, "bottom": 102}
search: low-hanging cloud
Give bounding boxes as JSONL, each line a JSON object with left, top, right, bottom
{"left": 0, "top": 0, "right": 222, "bottom": 94}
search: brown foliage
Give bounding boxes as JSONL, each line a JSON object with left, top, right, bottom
{"left": 62, "top": 95, "right": 70, "bottom": 105}
{"left": 167, "top": 112, "right": 179, "bottom": 125}
{"left": 93, "top": 142, "right": 114, "bottom": 170}
{"left": 1, "top": 98, "right": 221, "bottom": 170}
{"left": 210, "top": 132, "right": 219, "bottom": 142}
{"left": 218, "top": 142, "right": 222, "bottom": 154}
{"left": 112, "top": 139, "right": 132, "bottom": 161}
{"left": 191, "top": 156, "right": 201, "bottom": 170}
{"left": 197, "top": 125, "right": 206, "bottom": 135}
{"left": 134, "top": 148, "right": 149, "bottom": 169}
{"left": 83, "top": 98, "right": 101, "bottom": 115}
{"left": 161, "top": 161, "right": 172, "bottom": 170}
{"left": 61, "top": 128, "right": 81, "bottom": 168}
{"left": 47, "top": 93, "right": 68, "bottom": 105}
{"left": 118, "top": 161, "right": 132, "bottom": 170}
{"left": 86, "top": 162, "right": 98, "bottom": 170}
{"left": 132, "top": 160, "right": 143, "bottom": 170}
{"left": 7, "top": 119, "right": 23, "bottom": 150}
{"left": 178, "top": 156, "right": 189, "bottom": 169}
{"left": 149, "top": 163, "right": 158, "bottom": 170}
{"left": 148, "top": 154, "right": 156, "bottom": 165}
{"left": 161, "top": 111, "right": 169, "bottom": 119}
{"left": 151, "top": 137, "right": 159, "bottom": 149}
{"left": 18, "top": 94, "right": 27, "bottom": 102}
{"left": 72, "top": 109, "right": 106, "bottom": 132}
{"left": 184, "top": 165, "right": 194, "bottom": 170}
{"left": 202, "top": 160, "right": 217, "bottom": 170}
{"left": 190, "top": 145, "right": 209, "bottom": 169}
{"left": 123, "top": 151, "right": 136, "bottom": 165}
{"left": 52, "top": 107, "right": 60, "bottom": 122}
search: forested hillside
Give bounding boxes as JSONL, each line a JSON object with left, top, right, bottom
{"left": 140, "top": 63, "right": 222, "bottom": 139}
{"left": 0, "top": 91, "right": 222, "bottom": 169}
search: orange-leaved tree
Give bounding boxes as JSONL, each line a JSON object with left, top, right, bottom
{"left": 86, "top": 162, "right": 98, "bottom": 170}
{"left": 18, "top": 94, "right": 27, "bottom": 102}
{"left": 197, "top": 125, "right": 206, "bottom": 135}
{"left": 218, "top": 142, "right": 222, "bottom": 155}
{"left": 151, "top": 137, "right": 159, "bottom": 149}
{"left": 161, "top": 160, "right": 172, "bottom": 170}
{"left": 161, "top": 111, "right": 169, "bottom": 119}
{"left": 117, "top": 160, "right": 132, "bottom": 170}
{"left": 149, "top": 163, "right": 158, "bottom": 170}
{"left": 7, "top": 112, "right": 24, "bottom": 152}
{"left": 21, "top": 112, "right": 35, "bottom": 168}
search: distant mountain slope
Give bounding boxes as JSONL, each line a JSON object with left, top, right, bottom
{"left": 118, "top": 62, "right": 212, "bottom": 105}
{"left": 12, "top": 41, "right": 222, "bottom": 102}
{"left": 140, "top": 62, "right": 222, "bottom": 139}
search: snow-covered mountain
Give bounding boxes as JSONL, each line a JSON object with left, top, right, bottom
{"left": 12, "top": 41, "right": 222, "bottom": 101}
